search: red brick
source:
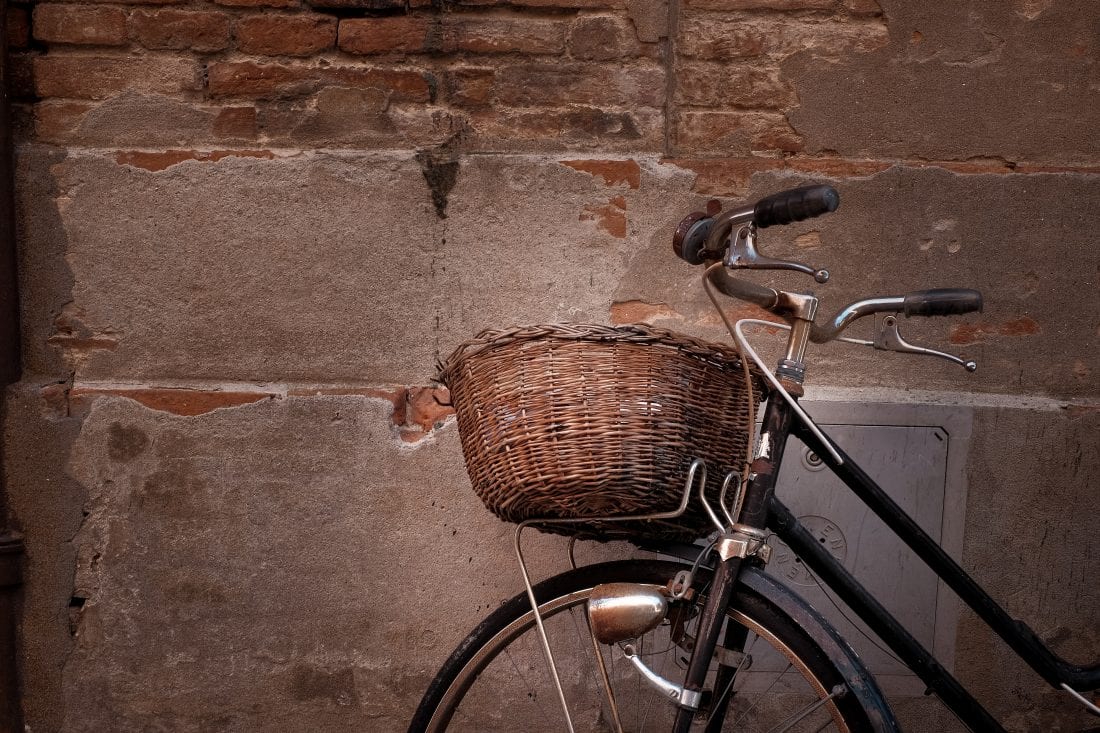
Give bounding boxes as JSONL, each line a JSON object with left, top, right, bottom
{"left": 949, "top": 317, "right": 1041, "bottom": 345}
{"left": 678, "top": 18, "right": 764, "bottom": 60}
{"left": 561, "top": 159, "right": 641, "bottom": 188}
{"left": 33, "top": 5, "right": 127, "bottom": 46}
{"left": 610, "top": 300, "right": 674, "bottom": 325}
{"left": 338, "top": 16, "right": 431, "bottom": 55}
{"left": 441, "top": 17, "right": 567, "bottom": 54}
{"left": 681, "top": 16, "right": 887, "bottom": 60}
{"left": 675, "top": 111, "right": 802, "bottom": 154}
{"left": 444, "top": 67, "right": 494, "bottom": 108}
{"left": 130, "top": 9, "right": 231, "bottom": 51}
{"left": 469, "top": 106, "right": 662, "bottom": 150}
{"left": 580, "top": 195, "right": 628, "bottom": 237}
{"left": 237, "top": 14, "right": 337, "bottom": 56}
{"left": 6, "top": 7, "right": 30, "bottom": 48}
{"left": 115, "top": 149, "right": 274, "bottom": 171}
{"left": 676, "top": 62, "right": 794, "bottom": 110}
{"left": 496, "top": 63, "right": 664, "bottom": 108}
{"left": 206, "top": 60, "right": 431, "bottom": 101}
{"left": 660, "top": 156, "right": 783, "bottom": 196}
{"left": 34, "top": 55, "right": 202, "bottom": 100}
{"left": 213, "top": 106, "right": 258, "bottom": 138}
{"left": 404, "top": 386, "right": 454, "bottom": 432}
{"left": 568, "top": 15, "right": 643, "bottom": 60}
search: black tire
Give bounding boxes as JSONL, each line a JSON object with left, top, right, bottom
{"left": 409, "top": 560, "right": 897, "bottom": 732}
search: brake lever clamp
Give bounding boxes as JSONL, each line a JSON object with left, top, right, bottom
{"left": 874, "top": 314, "right": 978, "bottom": 372}
{"left": 724, "top": 225, "right": 831, "bottom": 284}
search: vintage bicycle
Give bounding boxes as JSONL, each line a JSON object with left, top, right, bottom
{"left": 408, "top": 185, "right": 1100, "bottom": 732}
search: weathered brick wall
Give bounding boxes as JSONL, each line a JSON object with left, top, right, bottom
{"left": 3, "top": 0, "right": 1098, "bottom": 730}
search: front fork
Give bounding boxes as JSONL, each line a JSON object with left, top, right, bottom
{"left": 671, "top": 395, "right": 797, "bottom": 732}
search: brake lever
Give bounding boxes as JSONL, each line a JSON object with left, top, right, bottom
{"left": 874, "top": 314, "right": 978, "bottom": 372}
{"left": 724, "top": 226, "right": 831, "bottom": 284}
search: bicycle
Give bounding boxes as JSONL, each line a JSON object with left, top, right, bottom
{"left": 408, "top": 185, "right": 1100, "bottom": 732}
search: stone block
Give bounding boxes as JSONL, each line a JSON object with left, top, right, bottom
{"left": 16, "top": 150, "right": 444, "bottom": 384}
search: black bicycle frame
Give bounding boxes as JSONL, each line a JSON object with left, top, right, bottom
{"left": 725, "top": 395, "right": 1100, "bottom": 731}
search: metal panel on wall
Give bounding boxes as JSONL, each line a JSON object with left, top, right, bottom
{"left": 752, "top": 401, "right": 972, "bottom": 696}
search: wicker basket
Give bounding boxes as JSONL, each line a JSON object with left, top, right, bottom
{"left": 438, "top": 323, "right": 767, "bottom": 541}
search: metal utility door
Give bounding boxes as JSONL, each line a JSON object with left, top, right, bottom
{"left": 759, "top": 401, "right": 971, "bottom": 696}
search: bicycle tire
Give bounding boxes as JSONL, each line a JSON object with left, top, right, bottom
{"left": 409, "top": 559, "right": 898, "bottom": 732}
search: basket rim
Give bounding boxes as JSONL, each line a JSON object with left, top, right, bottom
{"left": 438, "top": 322, "right": 762, "bottom": 385}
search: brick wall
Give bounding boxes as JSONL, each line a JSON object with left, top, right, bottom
{"left": 4, "top": 0, "right": 1099, "bottom": 730}
{"left": 8, "top": 0, "right": 889, "bottom": 156}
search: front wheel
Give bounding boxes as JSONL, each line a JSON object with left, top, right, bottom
{"left": 410, "top": 559, "right": 897, "bottom": 732}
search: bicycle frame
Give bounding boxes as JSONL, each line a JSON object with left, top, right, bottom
{"left": 679, "top": 393, "right": 1100, "bottom": 732}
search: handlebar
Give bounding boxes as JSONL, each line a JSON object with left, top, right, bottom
{"left": 682, "top": 184, "right": 984, "bottom": 348}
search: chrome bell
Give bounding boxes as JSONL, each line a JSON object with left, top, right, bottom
{"left": 587, "top": 583, "right": 670, "bottom": 645}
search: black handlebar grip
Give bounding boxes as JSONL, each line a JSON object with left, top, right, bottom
{"left": 753, "top": 185, "right": 840, "bottom": 229}
{"left": 902, "top": 289, "right": 983, "bottom": 317}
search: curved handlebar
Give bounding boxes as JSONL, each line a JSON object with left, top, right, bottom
{"left": 686, "top": 185, "right": 982, "bottom": 346}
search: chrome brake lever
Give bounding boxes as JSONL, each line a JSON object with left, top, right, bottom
{"left": 874, "top": 314, "right": 977, "bottom": 372}
{"left": 724, "top": 225, "right": 831, "bottom": 284}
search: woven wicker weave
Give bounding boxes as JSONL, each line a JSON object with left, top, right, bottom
{"left": 438, "top": 323, "right": 767, "bottom": 541}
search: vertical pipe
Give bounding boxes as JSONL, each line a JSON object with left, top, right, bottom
{"left": 0, "top": 0, "right": 27, "bottom": 729}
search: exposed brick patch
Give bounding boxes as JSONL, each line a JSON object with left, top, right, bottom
{"left": 68, "top": 387, "right": 276, "bottom": 417}
{"left": 206, "top": 61, "right": 431, "bottom": 102}
{"left": 48, "top": 305, "right": 119, "bottom": 353}
{"left": 237, "top": 14, "right": 337, "bottom": 56}
{"left": 562, "top": 159, "right": 641, "bottom": 189}
{"left": 130, "top": 9, "right": 232, "bottom": 52}
{"left": 33, "top": 5, "right": 127, "bottom": 46}
{"left": 400, "top": 386, "right": 454, "bottom": 442}
{"left": 949, "top": 316, "right": 1041, "bottom": 345}
{"left": 115, "top": 149, "right": 275, "bottom": 171}
{"left": 34, "top": 55, "right": 202, "bottom": 100}
{"left": 580, "top": 195, "right": 628, "bottom": 237}
{"left": 610, "top": 300, "right": 675, "bottom": 324}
